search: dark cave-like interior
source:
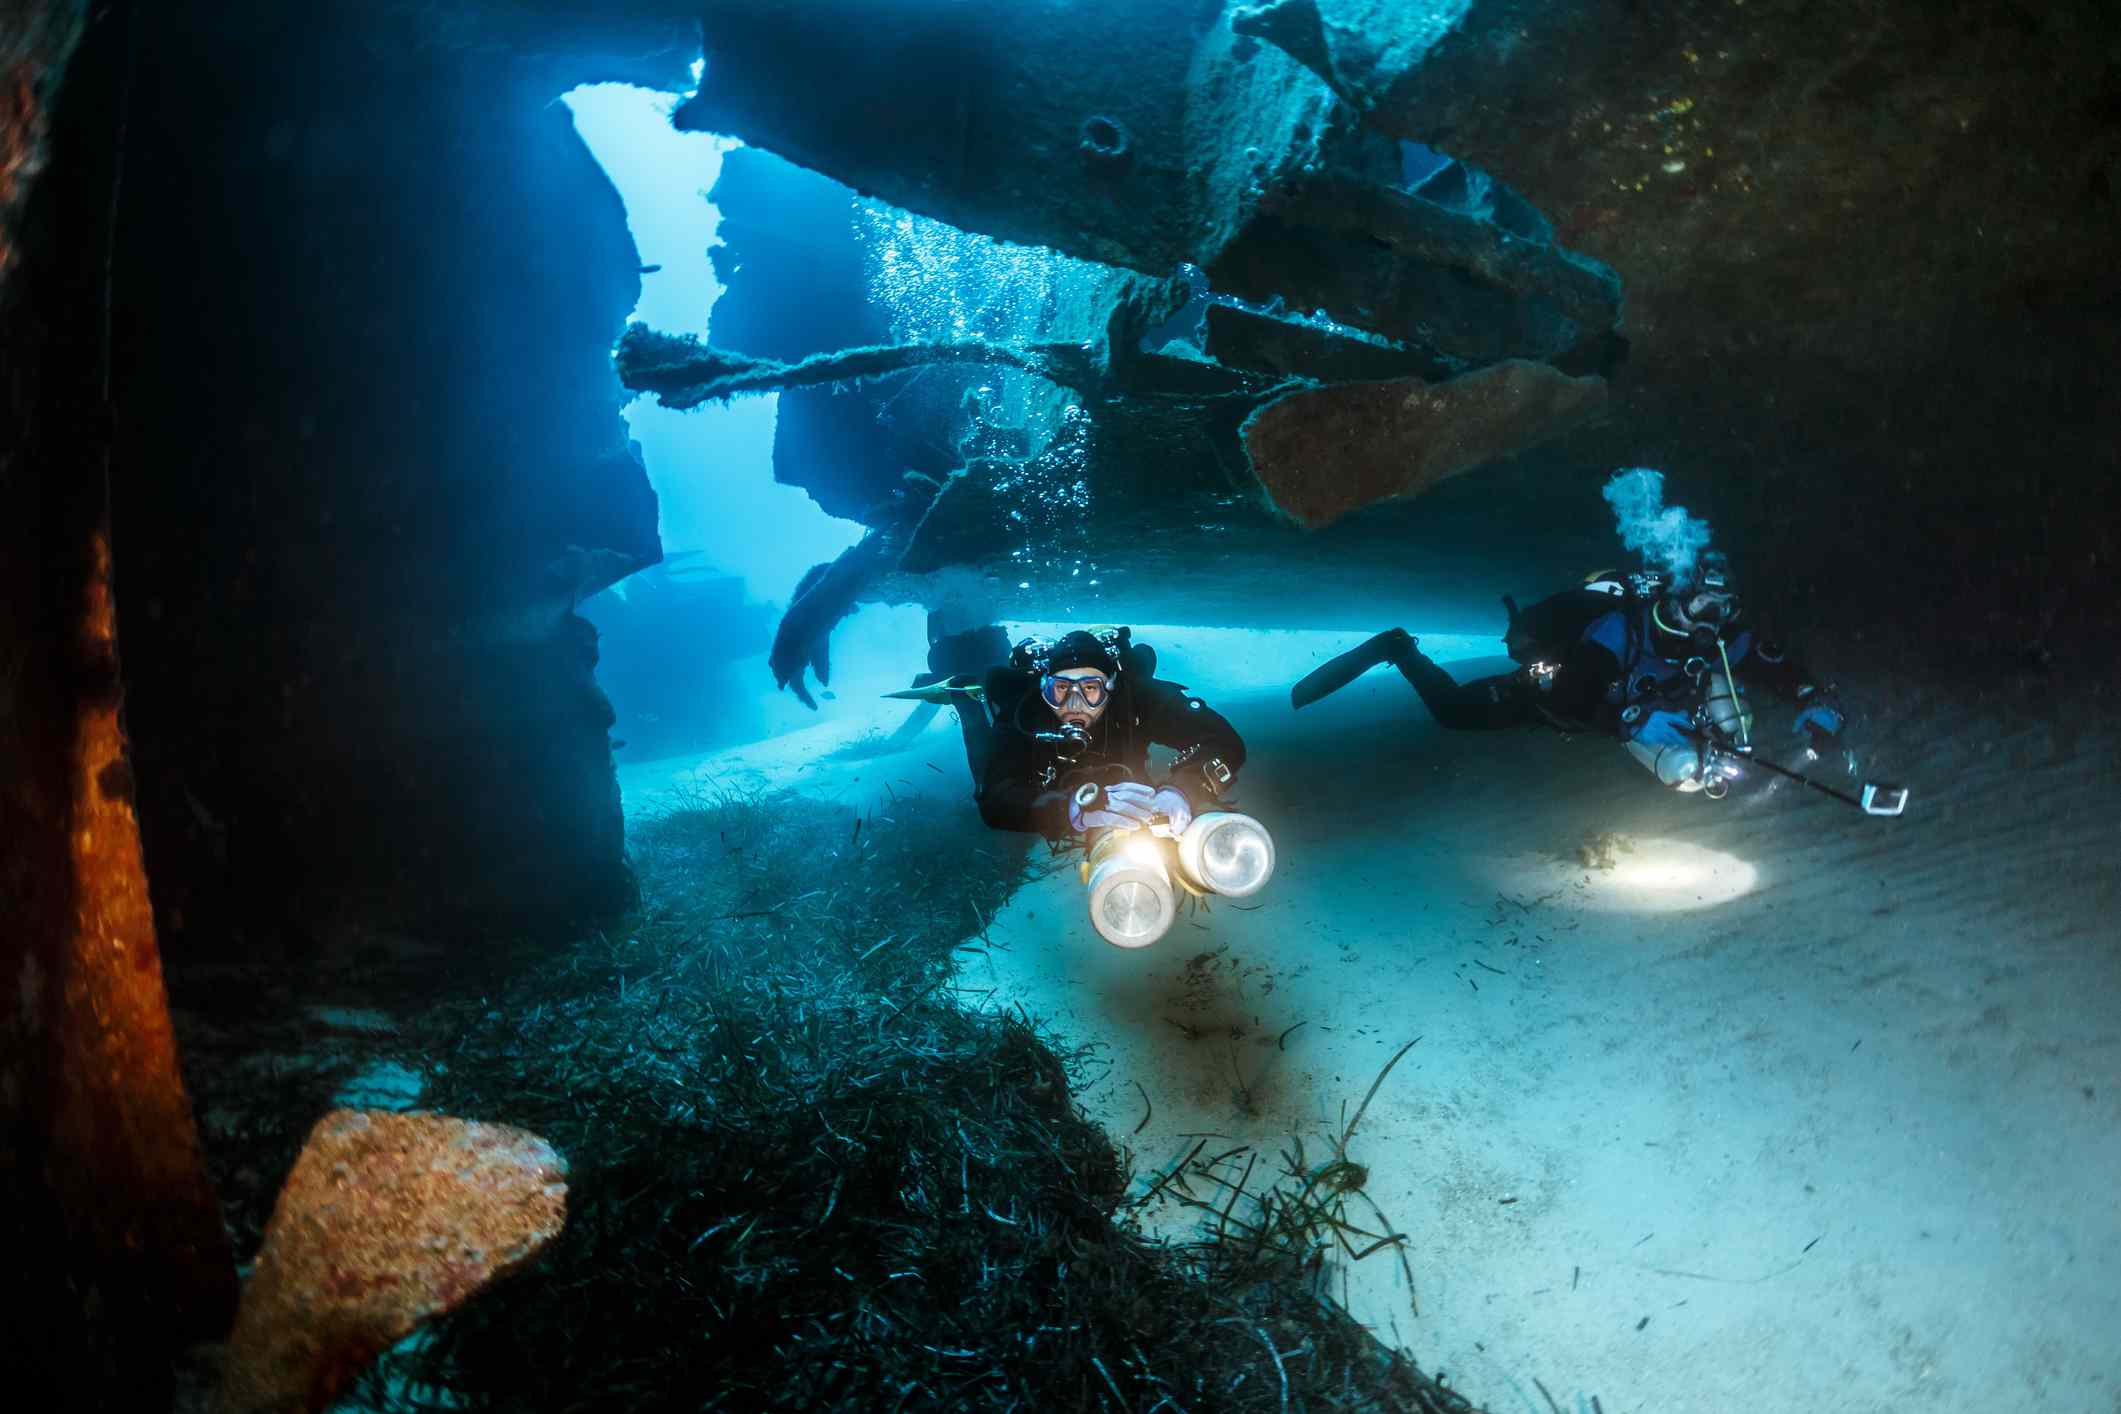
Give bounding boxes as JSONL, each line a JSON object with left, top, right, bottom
{"left": 3, "top": 0, "right": 2118, "bottom": 1410}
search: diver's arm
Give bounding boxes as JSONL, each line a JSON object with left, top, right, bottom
{"left": 1544, "top": 638, "right": 1624, "bottom": 730}
{"left": 974, "top": 740, "right": 1070, "bottom": 836}
{"left": 1733, "top": 632, "right": 1830, "bottom": 704}
{"left": 1137, "top": 681, "right": 1247, "bottom": 807}
{"left": 1733, "top": 632, "right": 1847, "bottom": 748}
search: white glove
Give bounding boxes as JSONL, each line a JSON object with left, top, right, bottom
{"left": 1070, "top": 780, "right": 1158, "bottom": 832}
{"left": 1148, "top": 786, "right": 1193, "bottom": 836}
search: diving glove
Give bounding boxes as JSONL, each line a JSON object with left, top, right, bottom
{"left": 1148, "top": 786, "right": 1193, "bottom": 835}
{"left": 1070, "top": 781, "right": 1158, "bottom": 833}
{"left": 1794, "top": 702, "right": 1843, "bottom": 736}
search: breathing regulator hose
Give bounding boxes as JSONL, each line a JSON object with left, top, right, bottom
{"left": 1715, "top": 636, "right": 1751, "bottom": 754}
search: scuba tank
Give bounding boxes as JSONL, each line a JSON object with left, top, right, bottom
{"left": 1621, "top": 720, "right": 1712, "bottom": 793}
{"left": 1620, "top": 656, "right": 1752, "bottom": 796}
{"left": 1513, "top": 560, "right": 1758, "bottom": 798}
{"left": 1699, "top": 663, "right": 1753, "bottom": 745}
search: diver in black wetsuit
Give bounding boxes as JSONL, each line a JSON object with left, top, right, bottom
{"left": 1293, "top": 559, "right": 1847, "bottom": 796}
{"left": 974, "top": 628, "right": 1247, "bottom": 839}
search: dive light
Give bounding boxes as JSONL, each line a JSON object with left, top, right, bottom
{"left": 1177, "top": 811, "right": 1277, "bottom": 899}
{"left": 1082, "top": 809, "right": 1277, "bottom": 948}
{"left": 1084, "top": 832, "right": 1178, "bottom": 949}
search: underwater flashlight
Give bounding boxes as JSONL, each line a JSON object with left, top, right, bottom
{"left": 1084, "top": 833, "right": 1176, "bottom": 948}
{"left": 1080, "top": 811, "right": 1278, "bottom": 947}
{"left": 1175, "top": 811, "right": 1276, "bottom": 899}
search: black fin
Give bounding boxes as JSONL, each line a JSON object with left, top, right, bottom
{"left": 1291, "top": 630, "right": 1409, "bottom": 710}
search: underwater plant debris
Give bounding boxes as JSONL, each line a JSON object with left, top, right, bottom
{"left": 330, "top": 788, "right": 1482, "bottom": 1413}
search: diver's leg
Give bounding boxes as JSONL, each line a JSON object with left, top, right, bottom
{"left": 926, "top": 623, "right": 1008, "bottom": 778}
{"left": 927, "top": 626, "right": 1007, "bottom": 677}
{"left": 1391, "top": 644, "right": 1532, "bottom": 730}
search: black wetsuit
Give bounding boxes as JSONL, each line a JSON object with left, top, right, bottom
{"left": 1397, "top": 600, "right": 1824, "bottom": 738}
{"left": 975, "top": 668, "right": 1247, "bottom": 838}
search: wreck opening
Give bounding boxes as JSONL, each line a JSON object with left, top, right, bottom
{"left": 560, "top": 80, "right": 893, "bottom": 760}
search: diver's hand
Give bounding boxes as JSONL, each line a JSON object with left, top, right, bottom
{"left": 1148, "top": 786, "right": 1193, "bottom": 836}
{"left": 1069, "top": 780, "right": 1158, "bottom": 833}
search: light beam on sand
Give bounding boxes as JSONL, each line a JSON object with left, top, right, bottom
{"left": 1491, "top": 838, "right": 1758, "bottom": 914}
{"left": 1587, "top": 839, "right": 1756, "bottom": 912}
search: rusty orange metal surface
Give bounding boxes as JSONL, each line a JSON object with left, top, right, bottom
{"left": 217, "top": 1110, "right": 569, "bottom": 1414}
{"left": 41, "top": 527, "right": 237, "bottom": 1333}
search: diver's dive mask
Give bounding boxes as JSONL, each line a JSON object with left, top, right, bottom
{"left": 1656, "top": 587, "right": 1739, "bottom": 647}
{"left": 1040, "top": 672, "right": 1113, "bottom": 709}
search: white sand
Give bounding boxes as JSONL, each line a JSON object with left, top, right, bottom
{"left": 623, "top": 636, "right": 2121, "bottom": 1414}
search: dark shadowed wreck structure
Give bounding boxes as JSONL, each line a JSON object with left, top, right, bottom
{"left": 3, "top": 0, "right": 2117, "bottom": 1408}
{"left": 628, "top": 0, "right": 2118, "bottom": 669}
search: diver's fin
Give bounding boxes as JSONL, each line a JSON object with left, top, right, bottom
{"left": 1290, "top": 630, "right": 1411, "bottom": 710}
{"left": 882, "top": 675, "right": 986, "bottom": 706}
{"left": 809, "top": 634, "right": 831, "bottom": 687}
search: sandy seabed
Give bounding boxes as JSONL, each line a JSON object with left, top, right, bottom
{"left": 621, "top": 632, "right": 2121, "bottom": 1414}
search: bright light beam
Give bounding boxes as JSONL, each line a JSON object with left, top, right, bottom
{"left": 1587, "top": 839, "right": 1756, "bottom": 912}
{"left": 1491, "top": 838, "right": 1758, "bottom": 914}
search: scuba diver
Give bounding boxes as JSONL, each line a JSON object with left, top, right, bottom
{"left": 975, "top": 626, "right": 1245, "bottom": 837}
{"left": 963, "top": 627, "right": 1274, "bottom": 946}
{"left": 1292, "top": 556, "right": 1865, "bottom": 802}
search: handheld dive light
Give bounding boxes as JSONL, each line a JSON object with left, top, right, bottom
{"left": 1082, "top": 808, "right": 1277, "bottom": 948}
{"left": 1177, "top": 811, "right": 1277, "bottom": 899}
{"left": 1084, "top": 831, "right": 1177, "bottom": 948}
